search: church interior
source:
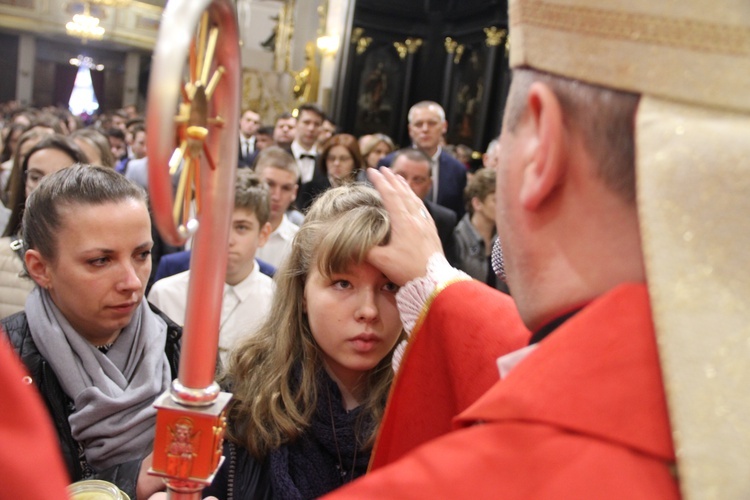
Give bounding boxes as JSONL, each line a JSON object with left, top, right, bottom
{"left": 0, "top": 0, "right": 510, "bottom": 152}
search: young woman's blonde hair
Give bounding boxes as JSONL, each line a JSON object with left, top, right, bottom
{"left": 224, "top": 183, "right": 406, "bottom": 458}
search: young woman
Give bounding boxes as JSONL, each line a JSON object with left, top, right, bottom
{"left": 4, "top": 133, "right": 89, "bottom": 238}
{"left": 0, "top": 134, "right": 89, "bottom": 318}
{"left": 205, "top": 184, "right": 406, "bottom": 499}
{"left": 1, "top": 128, "right": 49, "bottom": 206}
{"left": 0, "top": 122, "right": 26, "bottom": 174}
{"left": 297, "top": 134, "right": 366, "bottom": 211}
{"left": 70, "top": 128, "right": 117, "bottom": 168}
{"left": 2, "top": 165, "right": 181, "bottom": 499}
{"left": 360, "top": 133, "right": 395, "bottom": 170}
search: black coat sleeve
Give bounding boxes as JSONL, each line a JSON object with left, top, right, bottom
{"left": 203, "top": 441, "right": 273, "bottom": 500}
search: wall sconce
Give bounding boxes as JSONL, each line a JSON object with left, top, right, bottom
{"left": 316, "top": 35, "right": 340, "bottom": 58}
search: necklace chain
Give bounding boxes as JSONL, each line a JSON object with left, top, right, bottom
{"left": 326, "top": 384, "right": 358, "bottom": 484}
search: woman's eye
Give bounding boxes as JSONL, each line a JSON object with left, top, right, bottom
{"left": 333, "top": 280, "right": 352, "bottom": 290}
{"left": 137, "top": 250, "right": 152, "bottom": 261}
{"left": 383, "top": 282, "right": 400, "bottom": 293}
{"left": 88, "top": 257, "right": 108, "bottom": 266}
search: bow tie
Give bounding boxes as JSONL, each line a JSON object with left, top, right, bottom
{"left": 299, "top": 153, "right": 316, "bottom": 160}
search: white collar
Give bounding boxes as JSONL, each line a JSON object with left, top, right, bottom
{"left": 226, "top": 260, "right": 263, "bottom": 302}
{"left": 414, "top": 145, "right": 442, "bottom": 162}
{"left": 291, "top": 140, "right": 316, "bottom": 156}
{"left": 496, "top": 344, "right": 538, "bottom": 379}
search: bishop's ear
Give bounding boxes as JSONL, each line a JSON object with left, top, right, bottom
{"left": 24, "top": 249, "right": 51, "bottom": 290}
{"left": 519, "top": 81, "right": 567, "bottom": 211}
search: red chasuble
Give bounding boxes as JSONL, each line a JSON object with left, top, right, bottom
{"left": 329, "top": 283, "right": 679, "bottom": 499}
{"left": 369, "top": 280, "right": 530, "bottom": 470}
{"left": 0, "top": 335, "right": 70, "bottom": 499}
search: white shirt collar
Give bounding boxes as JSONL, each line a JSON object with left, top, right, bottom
{"left": 226, "top": 260, "right": 261, "bottom": 302}
{"left": 429, "top": 146, "right": 442, "bottom": 162}
{"left": 274, "top": 214, "right": 300, "bottom": 239}
{"left": 413, "top": 144, "right": 442, "bottom": 163}
{"left": 291, "top": 140, "right": 317, "bottom": 156}
{"left": 496, "top": 344, "right": 538, "bottom": 379}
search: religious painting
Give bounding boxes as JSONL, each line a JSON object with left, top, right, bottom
{"left": 446, "top": 41, "right": 488, "bottom": 147}
{"left": 351, "top": 42, "right": 404, "bottom": 138}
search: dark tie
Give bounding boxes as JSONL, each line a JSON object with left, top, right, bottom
{"left": 299, "top": 153, "right": 316, "bottom": 160}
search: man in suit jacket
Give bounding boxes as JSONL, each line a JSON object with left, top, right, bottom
{"left": 380, "top": 101, "right": 467, "bottom": 218}
{"left": 238, "top": 109, "right": 261, "bottom": 168}
{"left": 390, "top": 149, "right": 457, "bottom": 264}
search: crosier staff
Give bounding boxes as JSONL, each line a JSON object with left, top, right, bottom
{"left": 145, "top": 0, "right": 240, "bottom": 498}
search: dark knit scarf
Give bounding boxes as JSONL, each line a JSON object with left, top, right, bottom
{"left": 268, "top": 370, "right": 372, "bottom": 499}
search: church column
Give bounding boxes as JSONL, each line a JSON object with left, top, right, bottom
{"left": 16, "top": 34, "right": 35, "bottom": 106}
{"left": 395, "top": 38, "right": 423, "bottom": 142}
{"left": 317, "top": 0, "right": 349, "bottom": 112}
{"left": 123, "top": 51, "right": 140, "bottom": 108}
{"left": 441, "top": 37, "right": 459, "bottom": 106}
{"left": 475, "top": 27, "right": 505, "bottom": 150}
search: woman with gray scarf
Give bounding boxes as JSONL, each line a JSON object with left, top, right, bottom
{"left": 2, "top": 165, "right": 182, "bottom": 499}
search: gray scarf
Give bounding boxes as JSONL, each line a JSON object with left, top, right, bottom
{"left": 26, "top": 287, "right": 171, "bottom": 470}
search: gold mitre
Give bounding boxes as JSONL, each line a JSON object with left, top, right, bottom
{"left": 508, "top": 0, "right": 750, "bottom": 112}
{"left": 508, "top": 1, "right": 750, "bottom": 499}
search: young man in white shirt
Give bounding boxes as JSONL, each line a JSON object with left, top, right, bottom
{"left": 148, "top": 170, "right": 274, "bottom": 364}
{"left": 290, "top": 104, "right": 324, "bottom": 183}
{"left": 253, "top": 146, "right": 302, "bottom": 268}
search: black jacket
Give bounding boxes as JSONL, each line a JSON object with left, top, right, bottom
{"left": 2, "top": 303, "right": 182, "bottom": 498}
{"left": 425, "top": 200, "right": 459, "bottom": 265}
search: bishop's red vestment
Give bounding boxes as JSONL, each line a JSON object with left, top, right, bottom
{"left": 328, "top": 282, "right": 679, "bottom": 498}
{"left": 0, "top": 335, "right": 70, "bottom": 499}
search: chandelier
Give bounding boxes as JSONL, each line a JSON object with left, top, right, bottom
{"left": 69, "top": 55, "right": 105, "bottom": 71}
{"left": 66, "top": 3, "right": 105, "bottom": 42}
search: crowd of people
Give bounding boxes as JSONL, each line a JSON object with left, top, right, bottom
{"left": 0, "top": 93, "right": 499, "bottom": 499}
{"left": 2, "top": 0, "right": 747, "bottom": 497}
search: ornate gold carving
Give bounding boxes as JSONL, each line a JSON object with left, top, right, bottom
{"left": 395, "top": 37, "right": 423, "bottom": 59}
{"left": 351, "top": 27, "right": 365, "bottom": 44}
{"left": 166, "top": 417, "right": 198, "bottom": 478}
{"left": 454, "top": 44, "right": 465, "bottom": 64}
{"left": 484, "top": 26, "right": 508, "bottom": 47}
{"left": 241, "top": 69, "right": 294, "bottom": 124}
{"left": 351, "top": 27, "right": 372, "bottom": 55}
{"left": 405, "top": 37, "right": 423, "bottom": 54}
{"left": 356, "top": 36, "right": 372, "bottom": 55}
{"left": 394, "top": 41, "right": 408, "bottom": 60}
{"left": 511, "top": 1, "right": 750, "bottom": 56}
{"left": 445, "top": 37, "right": 458, "bottom": 54}
{"left": 293, "top": 41, "right": 319, "bottom": 106}
{"left": 274, "top": 0, "right": 295, "bottom": 73}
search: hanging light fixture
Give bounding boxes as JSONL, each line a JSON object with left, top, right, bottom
{"left": 66, "top": 2, "right": 105, "bottom": 42}
{"left": 69, "top": 55, "right": 105, "bottom": 71}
